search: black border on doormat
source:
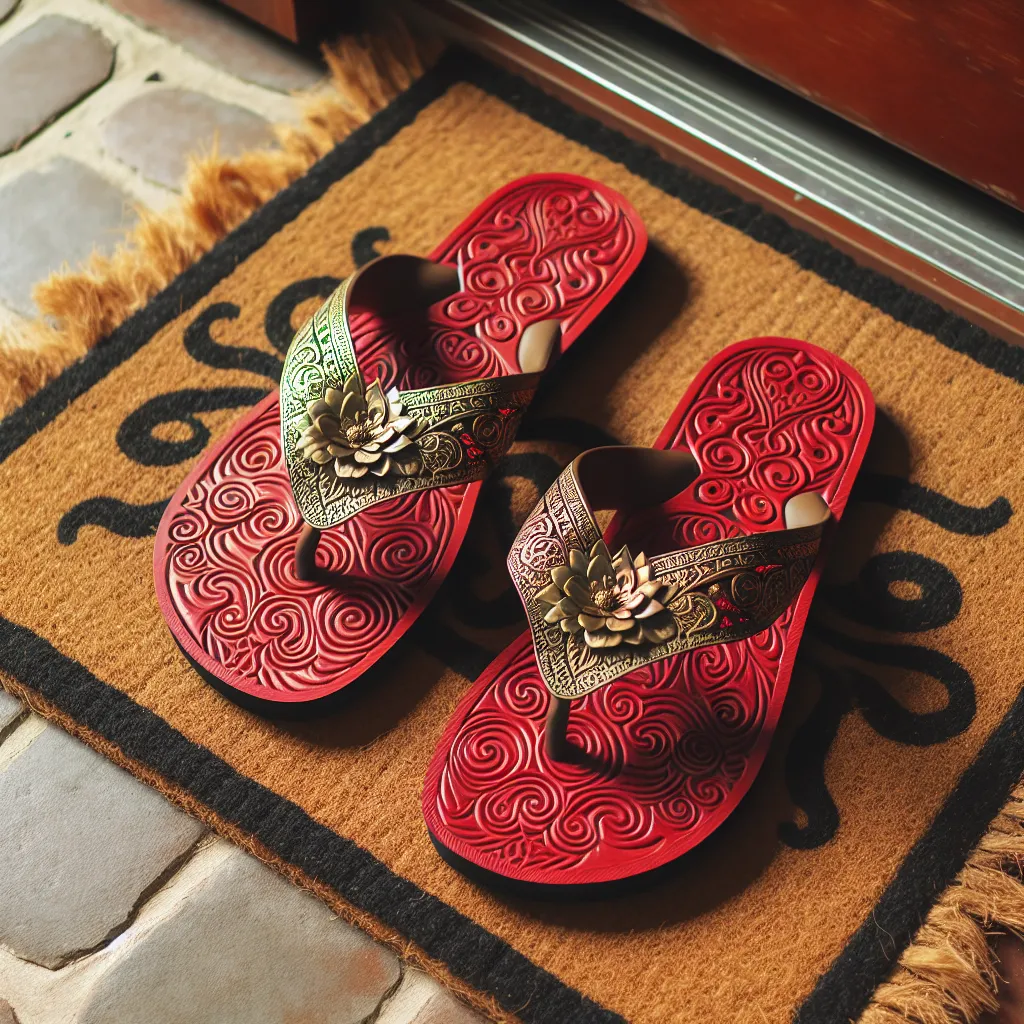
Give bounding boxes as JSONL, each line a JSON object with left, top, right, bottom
{"left": 1, "top": 49, "right": 1022, "bottom": 1024}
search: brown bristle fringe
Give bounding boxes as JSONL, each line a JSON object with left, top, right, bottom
{"left": 0, "top": 21, "right": 439, "bottom": 416}
{"left": 861, "top": 787, "right": 1024, "bottom": 1023}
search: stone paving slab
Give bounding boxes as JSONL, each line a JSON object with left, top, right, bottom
{"left": 0, "top": 690, "right": 22, "bottom": 733}
{"left": 410, "top": 989, "right": 490, "bottom": 1024}
{"left": 0, "top": 0, "right": 17, "bottom": 25}
{"left": 103, "top": 87, "right": 273, "bottom": 190}
{"left": 0, "top": 724, "right": 205, "bottom": 969}
{"left": 73, "top": 846, "right": 400, "bottom": 1024}
{"left": 378, "top": 970, "right": 488, "bottom": 1024}
{"left": 0, "top": 158, "right": 134, "bottom": 317}
{"left": 105, "top": 0, "right": 323, "bottom": 92}
{"left": 0, "top": 15, "right": 115, "bottom": 155}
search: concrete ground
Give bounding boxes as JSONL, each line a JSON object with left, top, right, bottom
{"left": 0, "top": 0, "right": 483, "bottom": 1020}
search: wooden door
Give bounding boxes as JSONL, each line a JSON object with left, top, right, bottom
{"left": 624, "top": 0, "right": 1024, "bottom": 211}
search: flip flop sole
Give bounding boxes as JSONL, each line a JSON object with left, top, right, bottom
{"left": 423, "top": 337, "right": 875, "bottom": 891}
{"left": 154, "top": 175, "right": 646, "bottom": 710}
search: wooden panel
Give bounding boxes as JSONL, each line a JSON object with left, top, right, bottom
{"left": 219, "top": 0, "right": 298, "bottom": 40}
{"left": 622, "top": 0, "right": 1024, "bottom": 211}
{"left": 217, "top": 0, "right": 347, "bottom": 42}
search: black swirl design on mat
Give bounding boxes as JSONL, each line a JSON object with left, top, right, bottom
{"left": 263, "top": 276, "right": 341, "bottom": 356}
{"left": 778, "top": 467, "right": 1011, "bottom": 849}
{"left": 781, "top": 629, "right": 978, "bottom": 851}
{"left": 184, "top": 302, "right": 284, "bottom": 382}
{"left": 116, "top": 387, "right": 269, "bottom": 466}
{"left": 58, "top": 497, "right": 170, "bottom": 546}
{"left": 823, "top": 551, "right": 962, "bottom": 633}
{"left": 778, "top": 668, "right": 849, "bottom": 850}
{"left": 351, "top": 226, "right": 390, "bottom": 268}
{"left": 812, "top": 621, "right": 976, "bottom": 746}
{"left": 853, "top": 471, "right": 1013, "bottom": 535}
{"left": 59, "top": 268, "right": 353, "bottom": 545}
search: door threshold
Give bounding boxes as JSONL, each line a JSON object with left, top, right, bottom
{"left": 407, "top": 0, "right": 1024, "bottom": 345}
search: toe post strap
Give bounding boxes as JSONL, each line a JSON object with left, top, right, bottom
{"left": 509, "top": 446, "right": 831, "bottom": 700}
{"left": 280, "top": 254, "right": 551, "bottom": 530}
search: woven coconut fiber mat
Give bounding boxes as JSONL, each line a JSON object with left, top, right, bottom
{"left": 2, "top": 53, "right": 1024, "bottom": 1024}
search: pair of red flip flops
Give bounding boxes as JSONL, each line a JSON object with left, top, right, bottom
{"left": 155, "top": 174, "right": 874, "bottom": 893}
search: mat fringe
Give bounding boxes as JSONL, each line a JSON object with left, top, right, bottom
{"left": 0, "top": 21, "right": 439, "bottom": 417}
{"left": 860, "top": 789, "right": 1024, "bottom": 1024}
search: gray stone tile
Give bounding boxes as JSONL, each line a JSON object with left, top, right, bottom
{"left": 0, "top": 725, "right": 204, "bottom": 968}
{"left": 0, "top": 16, "right": 115, "bottom": 154}
{"left": 0, "top": 690, "right": 22, "bottom": 733}
{"left": 106, "top": 0, "right": 322, "bottom": 91}
{"left": 74, "top": 848, "right": 400, "bottom": 1024}
{"left": 410, "top": 990, "right": 489, "bottom": 1024}
{"left": 377, "top": 970, "right": 488, "bottom": 1024}
{"left": 0, "top": 0, "right": 19, "bottom": 26}
{"left": 103, "top": 88, "right": 273, "bottom": 190}
{"left": 0, "top": 159, "right": 134, "bottom": 316}
{"left": 0, "top": 999, "right": 19, "bottom": 1024}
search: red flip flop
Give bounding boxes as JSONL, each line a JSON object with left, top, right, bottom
{"left": 154, "top": 175, "right": 646, "bottom": 711}
{"left": 423, "top": 338, "right": 875, "bottom": 892}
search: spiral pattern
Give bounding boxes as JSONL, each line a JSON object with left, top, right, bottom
{"left": 431, "top": 636, "right": 773, "bottom": 875}
{"left": 158, "top": 401, "right": 466, "bottom": 698}
{"left": 434, "top": 179, "right": 638, "bottom": 365}
{"left": 427, "top": 342, "right": 869, "bottom": 880}
{"left": 670, "top": 343, "right": 866, "bottom": 537}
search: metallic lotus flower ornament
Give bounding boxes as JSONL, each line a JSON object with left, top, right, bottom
{"left": 536, "top": 539, "right": 680, "bottom": 649}
{"left": 296, "top": 376, "right": 422, "bottom": 480}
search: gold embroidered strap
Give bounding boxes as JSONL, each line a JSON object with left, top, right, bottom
{"left": 279, "top": 255, "right": 543, "bottom": 529}
{"left": 508, "top": 447, "right": 831, "bottom": 699}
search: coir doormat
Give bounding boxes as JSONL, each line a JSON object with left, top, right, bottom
{"left": 2, "top": 52, "right": 1024, "bottom": 1024}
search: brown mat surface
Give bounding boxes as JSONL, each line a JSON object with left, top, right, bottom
{"left": 2, "top": 55, "right": 1023, "bottom": 1024}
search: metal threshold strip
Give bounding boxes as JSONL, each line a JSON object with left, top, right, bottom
{"left": 444, "top": 0, "right": 1024, "bottom": 315}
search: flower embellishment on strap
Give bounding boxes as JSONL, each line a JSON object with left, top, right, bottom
{"left": 537, "top": 540, "right": 679, "bottom": 649}
{"left": 278, "top": 256, "right": 546, "bottom": 530}
{"left": 297, "top": 377, "right": 422, "bottom": 480}
{"left": 507, "top": 449, "right": 832, "bottom": 699}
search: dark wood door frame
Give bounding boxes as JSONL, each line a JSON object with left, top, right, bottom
{"left": 623, "top": 0, "right": 1024, "bottom": 213}
{"left": 408, "top": 0, "right": 1024, "bottom": 347}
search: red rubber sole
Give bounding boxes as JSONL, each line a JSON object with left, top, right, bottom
{"left": 154, "top": 175, "right": 647, "bottom": 709}
{"left": 423, "top": 338, "right": 875, "bottom": 890}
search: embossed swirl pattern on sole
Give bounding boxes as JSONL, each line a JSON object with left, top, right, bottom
{"left": 425, "top": 339, "right": 873, "bottom": 886}
{"left": 165, "top": 402, "right": 467, "bottom": 694}
{"left": 155, "top": 175, "right": 647, "bottom": 704}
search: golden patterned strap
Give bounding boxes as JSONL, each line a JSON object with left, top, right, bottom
{"left": 279, "top": 256, "right": 542, "bottom": 529}
{"left": 508, "top": 447, "right": 830, "bottom": 699}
